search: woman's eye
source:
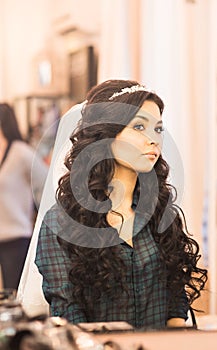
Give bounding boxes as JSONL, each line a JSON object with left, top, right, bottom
{"left": 133, "top": 124, "right": 145, "bottom": 131}
{"left": 155, "top": 126, "right": 164, "bottom": 134}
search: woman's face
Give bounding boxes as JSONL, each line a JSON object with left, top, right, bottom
{"left": 111, "top": 100, "right": 163, "bottom": 173}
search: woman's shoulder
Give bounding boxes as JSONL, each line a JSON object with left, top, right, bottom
{"left": 39, "top": 204, "right": 73, "bottom": 254}
{"left": 12, "top": 140, "right": 30, "bottom": 149}
{"left": 12, "top": 140, "right": 35, "bottom": 158}
{"left": 43, "top": 203, "right": 60, "bottom": 221}
{"left": 41, "top": 204, "right": 66, "bottom": 235}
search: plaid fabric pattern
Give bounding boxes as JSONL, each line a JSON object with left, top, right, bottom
{"left": 35, "top": 205, "right": 188, "bottom": 329}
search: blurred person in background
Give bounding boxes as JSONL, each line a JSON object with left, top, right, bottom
{"left": 0, "top": 103, "right": 48, "bottom": 289}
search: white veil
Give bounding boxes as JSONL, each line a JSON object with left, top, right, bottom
{"left": 17, "top": 103, "right": 83, "bottom": 317}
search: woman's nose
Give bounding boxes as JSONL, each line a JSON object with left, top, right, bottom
{"left": 142, "top": 129, "right": 163, "bottom": 148}
{"left": 147, "top": 136, "right": 159, "bottom": 146}
{"left": 149, "top": 140, "right": 157, "bottom": 145}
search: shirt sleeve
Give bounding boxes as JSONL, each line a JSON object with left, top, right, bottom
{"left": 35, "top": 207, "right": 87, "bottom": 323}
{"left": 167, "top": 289, "right": 189, "bottom": 321}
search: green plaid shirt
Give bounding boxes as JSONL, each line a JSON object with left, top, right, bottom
{"left": 35, "top": 205, "right": 188, "bottom": 329}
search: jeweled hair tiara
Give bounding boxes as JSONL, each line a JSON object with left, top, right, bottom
{"left": 108, "top": 85, "right": 154, "bottom": 100}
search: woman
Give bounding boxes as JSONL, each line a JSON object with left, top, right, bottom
{"left": 0, "top": 103, "right": 48, "bottom": 289}
{"left": 35, "top": 79, "right": 207, "bottom": 329}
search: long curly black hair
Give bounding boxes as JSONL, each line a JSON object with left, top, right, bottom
{"left": 56, "top": 79, "right": 207, "bottom": 318}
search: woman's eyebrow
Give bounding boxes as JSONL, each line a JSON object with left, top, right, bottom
{"left": 134, "top": 115, "right": 149, "bottom": 121}
{"left": 135, "top": 115, "right": 163, "bottom": 125}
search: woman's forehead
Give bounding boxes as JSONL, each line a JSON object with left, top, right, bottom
{"left": 139, "top": 100, "right": 162, "bottom": 119}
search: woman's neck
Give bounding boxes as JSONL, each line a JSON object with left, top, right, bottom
{"left": 110, "top": 167, "right": 137, "bottom": 213}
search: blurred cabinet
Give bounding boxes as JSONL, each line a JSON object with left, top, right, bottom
{"left": 69, "top": 46, "right": 97, "bottom": 103}
{"left": 14, "top": 94, "right": 74, "bottom": 163}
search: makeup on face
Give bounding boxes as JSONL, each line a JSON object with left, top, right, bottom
{"left": 111, "top": 101, "right": 164, "bottom": 174}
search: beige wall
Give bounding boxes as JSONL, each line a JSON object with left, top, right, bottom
{"left": 0, "top": 0, "right": 51, "bottom": 100}
{"left": 0, "top": 0, "right": 101, "bottom": 101}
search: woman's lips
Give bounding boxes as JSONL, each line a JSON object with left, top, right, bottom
{"left": 143, "top": 152, "right": 158, "bottom": 160}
